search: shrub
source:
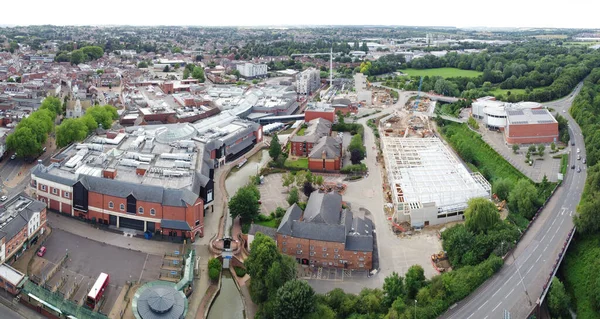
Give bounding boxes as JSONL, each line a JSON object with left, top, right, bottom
{"left": 209, "top": 267, "right": 221, "bottom": 281}
{"left": 208, "top": 258, "right": 221, "bottom": 271}
{"left": 234, "top": 266, "right": 247, "bottom": 277}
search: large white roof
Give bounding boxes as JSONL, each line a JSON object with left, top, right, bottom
{"left": 382, "top": 137, "right": 491, "bottom": 213}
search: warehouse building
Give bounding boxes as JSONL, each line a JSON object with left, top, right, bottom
{"left": 505, "top": 109, "right": 558, "bottom": 144}
{"left": 381, "top": 137, "right": 491, "bottom": 227}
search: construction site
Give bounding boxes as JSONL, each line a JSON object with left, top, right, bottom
{"left": 404, "top": 95, "right": 434, "bottom": 113}
{"left": 376, "top": 112, "right": 492, "bottom": 232}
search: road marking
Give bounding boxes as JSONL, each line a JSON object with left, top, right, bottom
{"left": 555, "top": 227, "right": 559, "bottom": 234}
{"left": 544, "top": 246, "right": 548, "bottom": 252}
{"left": 550, "top": 234, "right": 556, "bottom": 242}
{"left": 541, "top": 234, "right": 547, "bottom": 242}
{"left": 526, "top": 265, "right": 534, "bottom": 275}
{"left": 466, "top": 313, "right": 475, "bottom": 319}
{"left": 492, "top": 290, "right": 500, "bottom": 297}
{"left": 533, "top": 244, "right": 539, "bottom": 251}
{"left": 484, "top": 316, "right": 488, "bottom": 319}
{"left": 492, "top": 302, "right": 502, "bottom": 312}
{"left": 536, "top": 255, "right": 542, "bottom": 263}
{"left": 506, "top": 288, "right": 515, "bottom": 299}
{"left": 551, "top": 219, "right": 556, "bottom": 227}
{"left": 477, "top": 300, "right": 489, "bottom": 311}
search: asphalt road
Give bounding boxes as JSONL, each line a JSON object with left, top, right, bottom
{"left": 441, "top": 83, "right": 586, "bottom": 319}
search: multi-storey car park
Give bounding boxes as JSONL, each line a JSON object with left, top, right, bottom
{"left": 381, "top": 136, "right": 491, "bottom": 227}
{"left": 30, "top": 113, "right": 262, "bottom": 242}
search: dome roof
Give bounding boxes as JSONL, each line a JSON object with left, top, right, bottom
{"left": 135, "top": 284, "right": 187, "bottom": 319}
{"left": 156, "top": 124, "right": 196, "bottom": 144}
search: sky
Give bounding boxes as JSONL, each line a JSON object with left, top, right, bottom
{"left": 2, "top": 0, "right": 599, "bottom": 29}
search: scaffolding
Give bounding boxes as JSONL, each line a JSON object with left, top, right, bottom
{"left": 381, "top": 137, "right": 491, "bottom": 219}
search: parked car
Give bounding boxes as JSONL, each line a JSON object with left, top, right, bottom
{"left": 0, "top": 196, "right": 7, "bottom": 201}
{"left": 577, "top": 148, "right": 581, "bottom": 153}
{"left": 37, "top": 246, "right": 46, "bottom": 257}
{"left": 577, "top": 167, "right": 582, "bottom": 173}
{"left": 583, "top": 158, "right": 587, "bottom": 164}
{"left": 10, "top": 154, "right": 16, "bottom": 160}
{"left": 571, "top": 165, "right": 575, "bottom": 169}
{"left": 578, "top": 154, "right": 581, "bottom": 160}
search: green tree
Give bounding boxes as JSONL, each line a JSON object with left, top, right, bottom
{"left": 6, "top": 127, "right": 41, "bottom": 157}
{"left": 86, "top": 105, "right": 118, "bottom": 129}
{"left": 56, "top": 119, "right": 88, "bottom": 147}
{"left": 537, "top": 144, "right": 545, "bottom": 156}
{"left": 80, "top": 115, "right": 98, "bottom": 133}
{"left": 282, "top": 172, "right": 295, "bottom": 191}
{"left": 508, "top": 179, "right": 539, "bottom": 219}
{"left": 383, "top": 272, "right": 405, "bottom": 308}
{"left": 493, "top": 178, "right": 513, "bottom": 201}
{"left": 360, "top": 42, "right": 369, "bottom": 52}
{"left": 405, "top": 265, "right": 425, "bottom": 300}
{"left": 229, "top": 184, "right": 260, "bottom": 222}
{"left": 315, "top": 175, "right": 324, "bottom": 187}
{"left": 305, "top": 303, "right": 336, "bottom": 319}
{"left": 245, "top": 233, "right": 297, "bottom": 317}
{"left": 273, "top": 280, "right": 316, "bottom": 319}
{"left": 550, "top": 142, "right": 556, "bottom": 152}
{"left": 163, "top": 65, "right": 170, "bottom": 72}
{"left": 183, "top": 68, "right": 190, "bottom": 79}
{"left": 192, "top": 66, "right": 205, "bottom": 82}
{"left": 548, "top": 277, "right": 570, "bottom": 319}
{"left": 138, "top": 61, "right": 148, "bottom": 68}
{"left": 464, "top": 198, "right": 500, "bottom": 233}
{"left": 512, "top": 144, "right": 519, "bottom": 154}
{"left": 348, "top": 134, "right": 365, "bottom": 164}
{"left": 40, "top": 96, "right": 63, "bottom": 116}
{"left": 287, "top": 187, "right": 299, "bottom": 205}
{"left": 269, "top": 133, "right": 282, "bottom": 160}
{"left": 70, "top": 50, "right": 85, "bottom": 65}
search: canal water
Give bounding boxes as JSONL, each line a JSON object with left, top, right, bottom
{"left": 206, "top": 273, "right": 245, "bottom": 319}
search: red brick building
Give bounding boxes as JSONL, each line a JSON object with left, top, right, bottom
{"left": 308, "top": 136, "right": 343, "bottom": 172}
{"left": 290, "top": 118, "right": 332, "bottom": 157}
{"left": 305, "top": 108, "right": 335, "bottom": 123}
{"left": 505, "top": 109, "right": 559, "bottom": 144}
{"left": 274, "top": 192, "right": 374, "bottom": 270}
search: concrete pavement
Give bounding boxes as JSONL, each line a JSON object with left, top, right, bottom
{"left": 441, "top": 82, "right": 586, "bottom": 319}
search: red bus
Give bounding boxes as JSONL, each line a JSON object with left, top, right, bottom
{"left": 86, "top": 272, "right": 109, "bottom": 309}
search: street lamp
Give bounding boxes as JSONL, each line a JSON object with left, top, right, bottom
{"left": 414, "top": 300, "right": 417, "bottom": 319}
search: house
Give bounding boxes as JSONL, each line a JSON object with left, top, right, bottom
{"left": 275, "top": 192, "right": 374, "bottom": 270}
{"left": 308, "top": 136, "right": 343, "bottom": 172}
{"left": 290, "top": 118, "right": 332, "bottom": 157}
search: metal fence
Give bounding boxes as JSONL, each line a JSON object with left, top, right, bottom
{"left": 22, "top": 280, "right": 108, "bottom": 319}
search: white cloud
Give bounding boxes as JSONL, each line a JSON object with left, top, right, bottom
{"left": 2, "top": 0, "right": 599, "bottom": 29}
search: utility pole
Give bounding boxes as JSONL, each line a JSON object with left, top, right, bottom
{"left": 414, "top": 300, "right": 417, "bottom": 319}
{"left": 512, "top": 250, "right": 533, "bottom": 307}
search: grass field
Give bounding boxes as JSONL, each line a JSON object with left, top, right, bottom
{"left": 400, "top": 68, "right": 482, "bottom": 78}
{"left": 563, "top": 41, "right": 600, "bottom": 47}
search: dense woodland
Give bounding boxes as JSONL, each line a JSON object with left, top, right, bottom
{"left": 381, "top": 43, "right": 600, "bottom": 103}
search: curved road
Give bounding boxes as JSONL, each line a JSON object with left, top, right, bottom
{"left": 442, "top": 83, "right": 586, "bottom": 319}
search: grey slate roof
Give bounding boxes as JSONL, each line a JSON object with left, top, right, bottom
{"left": 161, "top": 219, "right": 191, "bottom": 231}
{"left": 248, "top": 224, "right": 277, "bottom": 240}
{"left": 291, "top": 221, "right": 346, "bottom": 243}
{"left": 303, "top": 191, "right": 342, "bottom": 224}
{"left": 31, "top": 164, "right": 77, "bottom": 186}
{"left": 277, "top": 204, "right": 302, "bottom": 236}
{"left": 275, "top": 192, "right": 373, "bottom": 252}
{"left": 308, "top": 136, "right": 342, "bottom": 159}
{"left": 0, "top": 215, "right": 27, "bottom": 242}
{"left": 290, "top": 118, "right": 332, "bottom": 144}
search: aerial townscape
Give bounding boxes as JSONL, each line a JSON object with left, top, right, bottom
{"left": 1, "top": 9, "right": 600, "bottom": 319}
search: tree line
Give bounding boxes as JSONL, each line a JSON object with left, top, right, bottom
{"left": 393, "top": 42, "right": 600, "bottom": 103}
{"left": 54, "top": 45, "right": 105, "bottom": 65}
{"left": 246, "top": 231, "right": 503, "bottom": 319}
{"left": 6, "top": 97, "right": 62, "bottom": 158}
{"left": 55, "top": 105, "right": 119, "bottom": 147}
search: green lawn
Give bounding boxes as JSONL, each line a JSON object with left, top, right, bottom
{"left": 296, "top": 127, "right": 306, "bottom": 136}
{"left": 284, "top": 158, "right": 308, "bottom": 169}
{"left": 400, "top": 68, "right": 482, "bottom": 78}
{"left": 255, "top": 219, "right": 279, "bottom": 228}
